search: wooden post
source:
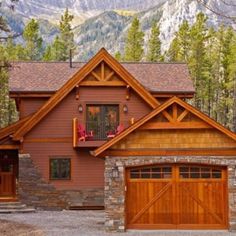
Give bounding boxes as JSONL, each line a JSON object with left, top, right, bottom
{"left": 72, "top": 118, "right": 78, "bottom": 148}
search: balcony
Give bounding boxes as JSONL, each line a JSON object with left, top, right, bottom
{"left": 72, "top": 118, "right": 127, "bottom": 147}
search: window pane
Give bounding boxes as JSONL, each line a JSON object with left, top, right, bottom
{"left": 141, "top": 173, "right": 150, "bottom": 178}
{"left": 130, "top": 173, "right": 139, "bottom": 178}
{"left": 163, "top": 167, "right": 171, "bottom": 173}
{"left": 180, "top": 167, "right": 189, "bottom": 172}
{"left": 212, "top": 169, "right": 221, "bottom": 178}
{"left": 190, "top": 172, "right": 200, "bottom": 178}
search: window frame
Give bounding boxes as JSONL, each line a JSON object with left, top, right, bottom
{"left": 49, "top": 157, "right": 71, "bottom": 180}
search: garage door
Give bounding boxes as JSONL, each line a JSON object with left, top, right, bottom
{"left": 126, "top": 164, "right": 228, "bottom": 229}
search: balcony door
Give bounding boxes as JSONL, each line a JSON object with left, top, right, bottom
{"left": 86, "top": 105, "right": 119, "bottom": 140}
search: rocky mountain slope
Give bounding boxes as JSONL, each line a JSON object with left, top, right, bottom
{"left": 1, "top": 0, "right": 235, "bottom": 60}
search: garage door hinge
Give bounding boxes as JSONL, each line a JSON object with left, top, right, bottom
{"left": 125, "top": 186, "right": 127, "bottom": 192}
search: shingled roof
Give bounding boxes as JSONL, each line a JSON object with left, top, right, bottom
{"left": 9, "top": 61, "right": 195, "bottom": 94}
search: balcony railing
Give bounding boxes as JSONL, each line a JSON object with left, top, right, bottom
{"left": 72, "top": 118, "right": 130, "bottom": 147}
{"left": 85, "top": 121, "right": 119, "bottom": 141}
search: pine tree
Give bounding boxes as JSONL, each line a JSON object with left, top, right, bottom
{"left": 147, "top": 21, "right": 162, "bottom": 62}
{"left": 114, "top": 51, "right": 122, "bottom": 61}
{"left": 188, "top": 13, "right": 210, "bottom": 110}
{"left": 23, "top": 19, "right": 43, "bottom": 60}
{"left": 50, "top": 8, "right": 74, "bottom": 61}
{"left": 43, "top": 45, "right": 53, "bottom": 61}
{"left": 124, "top": 17, "right": 144, "bottom": 62}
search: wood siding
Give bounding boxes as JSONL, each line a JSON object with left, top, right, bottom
{"left": 23, "top": 87, "right": 151, "bottom": 189}
{"left": 112, "top": 129, "right": 236, "bottom": 150}
{"left": 20, "top": 98, "right": 48, "bottom": 118}
{"left": 25, "top": 87, "right": 151, "bottom": 139}
{"left": 24, "top": 143, "right": 104, "bottom": 190}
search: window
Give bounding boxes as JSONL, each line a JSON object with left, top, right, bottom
{"left": 130, "top": 166, "right": 172, "bottom": 179}
{"left": 179, "top": 166, "right": 222, "bottom": 179}
{"left": 50, "top": 158, "right": 71, "bottom": 180}
{"left": 86, "top": 104, "right": 119, "bottom": 140}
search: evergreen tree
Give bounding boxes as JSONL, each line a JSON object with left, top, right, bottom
{"left": 114, "top": 51, "right": 122, "bottom": 61}
{"left": 50, "top": 8, "right": 74, "bottom": 61}
{"left": 23, "top": 19, "right": 43, "bottom": 60}
{"left": 43, "top": 45, "right": 53, "bottom": 61}
{"left": 124, "top": 17, "right": 144, "bottom": 62}
{"left": 188, "top": 13, "right": 210, "bottom": 110}
{"left": 147, "top": 21, "right": 162, "bottom": 62}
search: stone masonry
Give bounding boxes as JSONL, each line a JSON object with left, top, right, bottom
{"left": 18, "top": 154, "right": 104, "bottom": 210}
{"left": 104, "top": 155, "right": 236, "bottom": 232}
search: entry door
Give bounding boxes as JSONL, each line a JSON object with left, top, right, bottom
{"left": 126, "top": 164, "right": 228, "bottom": 230}
{"left": 0, "top": 161, "right": 16, "bottom": 197}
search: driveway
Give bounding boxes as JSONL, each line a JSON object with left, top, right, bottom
{"left": 0, "top": 210, "right": 235, "bottom": 236}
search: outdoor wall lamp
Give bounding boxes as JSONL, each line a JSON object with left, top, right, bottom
{"left": 78, "top": 104, "right": 83, "bottom": 113}
{"left": 123, "top": 104, "right": 128, "bottom": 113}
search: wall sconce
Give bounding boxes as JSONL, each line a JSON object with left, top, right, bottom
{"left": 123, "top": 104, "right": 128, "bottom": 113}
{"left": 78, "top": 104, "right": 83, "bottom": 113}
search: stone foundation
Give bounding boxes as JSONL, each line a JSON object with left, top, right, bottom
{"left": 18, "top": 154, "right": 104, "bottom": 210}
{"left": 105, "top": 156, "right": 236, "bottom": 232}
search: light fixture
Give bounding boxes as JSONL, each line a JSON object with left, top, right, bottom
{"left": 78, "top": 104, "right": 83, "bottom": 113}
{"left": 123, "top": 104, "right": 128, "bottom": 113}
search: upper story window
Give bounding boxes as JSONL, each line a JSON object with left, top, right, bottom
{"left": 86, "top": 104, "right": 119, "bottom": 140}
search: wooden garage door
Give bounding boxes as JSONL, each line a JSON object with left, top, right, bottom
{"left": 126, "top": 164, "right": 228, "bottom": 229}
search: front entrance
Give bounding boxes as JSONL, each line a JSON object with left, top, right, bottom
{"left": 126, "top": 164, "right": 228, "bottom": 229}
{"left": 0, "top": 150, "right": 18, "bottom": 200}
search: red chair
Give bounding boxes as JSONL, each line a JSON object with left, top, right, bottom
{"left": 77, "top": 124, "right": 93, "bottom": 142}
{"left": 107, "top": 124, "right": 124, "bottom": 139}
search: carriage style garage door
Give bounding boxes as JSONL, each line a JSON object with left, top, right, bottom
{"left": 126, "top": 164, "right": 228, "bottom": 229}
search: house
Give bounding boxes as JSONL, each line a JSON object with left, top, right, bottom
{"left": 0, "top": 48, "right": 236, "bottom": 231}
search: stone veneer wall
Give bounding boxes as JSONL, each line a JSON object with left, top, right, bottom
{"left": 18, "top": 154, "right": 104, "bottom": 209}
{"left": 105, "top": 155, "right": 236, "bottom": 232}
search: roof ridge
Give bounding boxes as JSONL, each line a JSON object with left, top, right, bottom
{"left": 10, "top": 61, "right": 187, "bottom": 65}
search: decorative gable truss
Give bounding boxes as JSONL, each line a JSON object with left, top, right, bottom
{"left": 140, "top": 102, "right": 212, "bottom": 130}
{"left": 80, "top": 61, "right": 126, "bottom": 87}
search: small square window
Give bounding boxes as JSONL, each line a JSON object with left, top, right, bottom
{"left": 50, "top": 158, "right": 71, "bottom": 180}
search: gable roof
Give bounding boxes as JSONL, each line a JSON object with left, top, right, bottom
{"left": 9, "top": 62, "right": 194, "bottom": 94}
{"left": 91, "top": 96, "right": 236, "bottom": 157}
{"left": 12, "top": 48, "right": 159, "bottom": 141}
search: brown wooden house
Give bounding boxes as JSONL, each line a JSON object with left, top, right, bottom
{"left": 1, "top": 48, "right": 236, "bottom": 231}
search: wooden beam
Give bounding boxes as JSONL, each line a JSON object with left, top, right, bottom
{"left": 0, "top": 145, "right": 20, "bottom": 150}
{"left": 103, "top": 148, "right": 236, "bottom": 157}
{"left": 173, "top": 103, "right": 178, "bottom": 121}
{"left": 101, "top": 62, "right": 105, "bottom": 81}
{"left": 72, "top": 118, "right": 78, "bottom": 147}
{"left": 162, "top": 111, "right": 174, "bottom": 122}
{"left": 139, "top": 121, "right": 212, "bottom": 130}
{"left": 91, "top": 71, "right": 101, "bottom": 81}
{"left": 79, "top": 81, "right": 126, "bottom": 86}
{"left": 104, "top": 71, "right": 115, "bottom": 81}
{"left": 126, "top": 85, "right": 130, "bottom": 100}
{"left": 177, "top": 109, "right": 189, "bottom": 122}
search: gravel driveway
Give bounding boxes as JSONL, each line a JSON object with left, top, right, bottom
{"left": 0, "top": 210, "right": 236, "bottom": 236}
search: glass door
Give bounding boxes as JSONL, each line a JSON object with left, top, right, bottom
{"left": 86, "top": 105, "right": 119, "bottom": 140}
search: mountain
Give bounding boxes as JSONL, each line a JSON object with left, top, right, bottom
{"left": 1, "top": 0, "right": 235, "bottom": 60}
{"left": 74, "top": 0, "right": 236, "bottom": 60}
{"left": 2, "top": 0, "right": 166, "bottom": 25}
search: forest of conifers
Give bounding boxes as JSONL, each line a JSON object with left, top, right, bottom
{"left": 0, "top": 9, "right": 236, "bottom": 131}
